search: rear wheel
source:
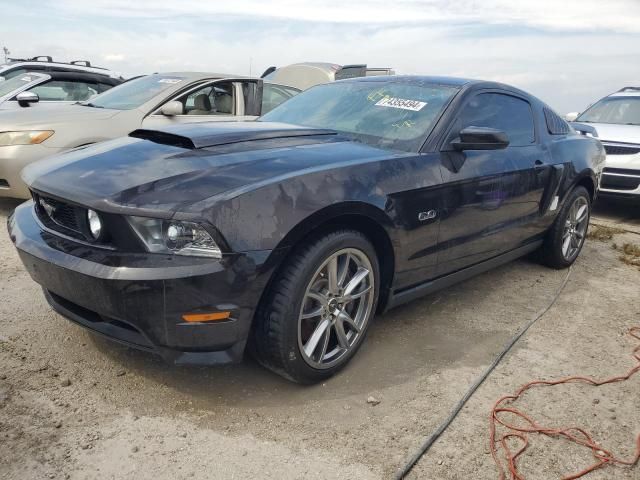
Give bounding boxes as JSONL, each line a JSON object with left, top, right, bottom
{"left": 252, "top": 230, "right": 379, "bottom": 383}
{"left": 539, "top": 186, "right": 591, "bottom": 269}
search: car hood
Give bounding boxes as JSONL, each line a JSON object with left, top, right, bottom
{"left": 23, "top": 122, "right": 399, "bottom": 217}
{"left": 580, "top": 122, "right": 640, "bottom": 144}
{"left": 0, "top": 103, "right": 120, "bottom": 129}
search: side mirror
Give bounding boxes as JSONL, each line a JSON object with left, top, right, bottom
{"left": 565, "top": 112, "right": 580, "bottom": 122}
{"left": 451, "top": 126, "right": 509, "bottom": 151}
{"left": 16, "top": 91, "right": 40, "bottom": 107}
{"left": 160, "top": 101, "right": 183, "bottom": 116}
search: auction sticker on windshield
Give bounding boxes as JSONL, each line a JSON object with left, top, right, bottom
{"left": 375, "top": 97, "right": 427, "bottom": 111}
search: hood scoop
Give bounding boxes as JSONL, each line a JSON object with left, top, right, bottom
{"left": 130, "top": 122, "right": 337, "bottom": 149}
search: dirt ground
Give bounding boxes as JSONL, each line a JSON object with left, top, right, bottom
{"left": 1, "top": 196, "right": 638, "bottom": 480}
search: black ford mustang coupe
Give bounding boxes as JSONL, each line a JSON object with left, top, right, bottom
{"left": 9, "top": 76, "right": 604, "bottom": 383}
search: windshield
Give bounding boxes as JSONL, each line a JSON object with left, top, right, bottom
{"left": 577, "top": 96, "right": 640, "bottom": 125}
{"left": 85, "top": 74, "right": 186, "bottom": 110}
{"left": 0, "top": 73, "right": 43, "bottom": 97}
{"left": 259, "top": 80, "right": 459, "bottom": 151}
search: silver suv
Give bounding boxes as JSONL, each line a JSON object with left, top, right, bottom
{"left": 567, "top": 87, "right": 640, "bottom": 198}
{"left": 0, "top": 56, "right": 123, "bottom": 81}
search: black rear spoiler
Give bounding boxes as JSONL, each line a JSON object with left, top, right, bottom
{"left": 569, "top": 122, "right": 599, "bottom": 137}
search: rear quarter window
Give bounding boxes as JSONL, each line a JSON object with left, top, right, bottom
{"left": 544, "top": 107, "right": 572, "bottom": 135}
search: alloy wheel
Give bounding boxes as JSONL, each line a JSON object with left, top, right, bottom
{"left": 298, "top": 248, "right": 375, "bottom": 369}
{"left": 561, "top": 196, "right": 589, "bottom": 261}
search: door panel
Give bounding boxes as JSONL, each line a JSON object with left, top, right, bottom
{"left": 435, "top": 91, "right": 547, "bottom": 276}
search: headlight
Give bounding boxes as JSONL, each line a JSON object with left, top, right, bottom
{"left": 0, "top": 130, "right": 54, "bottom": 146}
{"left": 127, "top": 216, "right": 222, "bottom": 258}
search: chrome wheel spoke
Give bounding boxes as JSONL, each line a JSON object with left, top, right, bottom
{"left": 338, "top": 309, "right": 360, "bottom": 334}
{"left": 334, "top": 319, "right": 349, "bottom": 349}
{"left": 343, "top": 267, "right": 370, "bottom": 296}
{"left": 327, "top": 256, "right": 339, "bottom": 295}
{"left": 318, "top": 326, "right": 331, "bottom": 361}
{"left": 301, "top": 305, "right": 324, "bottom": 320}
{"left": 562, "top": 234, "right": 571, "bottom": 257}
{"left": 303, "top": 318, "right": 331, "bottom": 358}
{"left": 575, "top": 204, "right": 588, "bottom": 224}
{"left": 341, "top": 285, "right": 372, "bottom": 303}
{"left": 307, "top": 291, "right": 327, "bottom": 304}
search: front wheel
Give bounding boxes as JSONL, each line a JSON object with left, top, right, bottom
{"left": 539, "top": 186, "right": 591, "bottom": 269}
{"left": 251, "top": 230, "right": 379, "bottom": 383}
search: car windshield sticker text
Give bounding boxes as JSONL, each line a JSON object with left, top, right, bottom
{"left": 375, "top": 97, "right": 427, "bottom": 111}
{"left": 158, "top": 78, "right": 182, "bottom": 84}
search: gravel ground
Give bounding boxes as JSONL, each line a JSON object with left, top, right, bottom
{"left": 1, "top": 197, "right": 638, "bottom": 480}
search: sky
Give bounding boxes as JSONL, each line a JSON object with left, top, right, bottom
{"left": 1, "top": 0, "right": 640, "bottom": 113}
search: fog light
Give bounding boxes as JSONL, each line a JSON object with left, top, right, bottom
{"left": 87, "top": 209, "right": 102, "bottom": 239}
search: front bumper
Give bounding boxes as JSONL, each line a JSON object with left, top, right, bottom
{"left": 599, "top": 152, "right": 640, "bottom": 197}
{"left": 0, "top": 144, "right": 65, "bottom": 199}
{"left": 8, "top": 201, "right": 282, "bottom": 365}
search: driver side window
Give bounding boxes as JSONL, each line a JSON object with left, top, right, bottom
{"left": 449, "top": 93, "right": 535, "bottom": 147}
{"left": 29, "top": 80, "right": 98, "bottom": 101}
{"left": 174, "top": 82, "right": 235, "bottom": 116}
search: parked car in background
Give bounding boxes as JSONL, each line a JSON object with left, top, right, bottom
{"left": 0, "top": 72, "right": 299, "bottom": 198}
{"left": 0, "top": 56, "right": 123, "bottom": 81}
{"left": 567, "top": 87, "right": 640, "bottom": 199}
{"left": 0, "top": 71, "right": 122, "bottom": 110}
{"left": 262, "top": 62, "right": 394, "bottom": 90}
{"left": 9, "top": 76, "right": 603, "bottom": 383}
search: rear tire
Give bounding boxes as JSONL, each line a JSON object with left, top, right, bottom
{"left": 251, "top": 230, "right": 379, "bottom": 383}
{"left": 539, "top": 186, "right": 591, "bottom": 269}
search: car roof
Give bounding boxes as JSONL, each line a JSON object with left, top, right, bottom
{"left": 0, "top": 60, "right": 122, "bottom": 78}
{"left": 345, "top": 74, "right": 477, "bottom": 87}
{"left": 609, "top": 92, "right": 640, "bottom": 98}
{"left": 335, "top": 74, "right": 537, "bottom": 96}
{"left": 26, "top": 70, "right": 123, "bottom": 85}
{"left": 153, "top": 72, "right": 249, "bottom": 80}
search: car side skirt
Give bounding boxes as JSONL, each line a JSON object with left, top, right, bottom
{"left": 385, "top": 240, "right": 543, "bottom": 311}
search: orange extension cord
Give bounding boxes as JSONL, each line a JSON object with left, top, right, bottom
{"left": 490, "top": 326, "right": 640, "bottom": 479}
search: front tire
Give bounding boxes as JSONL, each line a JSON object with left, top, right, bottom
{"left": 252, "top": 230, "right": 379, "bottom": 383}
{"left": 539, "top": 186, "right": 591, "bottom": 269}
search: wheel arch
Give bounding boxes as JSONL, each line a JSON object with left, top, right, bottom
{"left": 261, "top": 202, "right": 397, "bottom": 315}
{"left": 574, "top": 174, "right": 596, "bottom": 202}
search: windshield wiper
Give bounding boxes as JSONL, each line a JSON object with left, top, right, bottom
{"left": 80, "top": 102, "right": 104, "bottom": 108}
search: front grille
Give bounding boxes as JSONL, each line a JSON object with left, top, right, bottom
{"left": 601, "top": 174, "right": 640, "bottom": 191}
{"left": 33, "top": 193, "right": 89, "bottom": 241}
{"left": 603, "top": 167, "right": 640, "bottom": 176}
{"left": 602, "top": 143, "right": 640, "bottom": 155}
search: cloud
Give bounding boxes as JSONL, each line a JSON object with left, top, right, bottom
{"left": 1, "top": 0, "right": 639, "bottom": 113}
{"left": 104, "top": 54, "right": 125, "bottom": 62}
{"left": 49, "top": 0, "right": 640, "bottom": 33}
